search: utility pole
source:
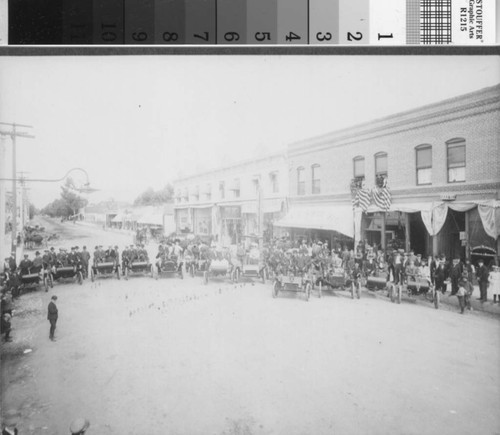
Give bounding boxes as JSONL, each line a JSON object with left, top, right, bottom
{"left": 0, "top": 122, "right": 35, "bottom": 258}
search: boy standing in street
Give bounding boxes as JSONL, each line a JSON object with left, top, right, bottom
{"left": 47, "top": 295, "right": 58, "bottom": 341}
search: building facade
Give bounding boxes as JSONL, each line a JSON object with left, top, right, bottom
{"left": 281, "top": 85, "right": 500, "bottom": 259}
{"left": 173, "top": 153, "right": 288, "bottom": 246}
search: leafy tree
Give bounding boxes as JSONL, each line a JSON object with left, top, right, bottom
{"left": 41, "top": 177, "right": 88, "bottom": 218}
{"left": 134, "top": 183, "right": 174, "bottom": 206}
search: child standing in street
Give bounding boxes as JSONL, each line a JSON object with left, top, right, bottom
{"left": 490, "top": 266, "right": 500, "bottom": 303}
{"left": 456, "top": 271, "right": 469, "bottom": 314}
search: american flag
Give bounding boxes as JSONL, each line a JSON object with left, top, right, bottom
{"left": 356, "top": 188, "right": 372, "bottom": 211}
{"left": 372, "top": 179, "right": 392, "bottom": 211}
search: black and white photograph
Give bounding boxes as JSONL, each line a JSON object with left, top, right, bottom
{"left": 0, "top": 54, "right": 499, "bottom": 435}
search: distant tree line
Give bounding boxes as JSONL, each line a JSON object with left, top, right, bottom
{"left": 133, "top": 184, "right": 174, "bottom": 206}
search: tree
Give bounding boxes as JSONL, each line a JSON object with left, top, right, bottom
{"left": 41, "top": 177, "right": 88, "bottom": 218}
{"left": 134, "top": 183, "right": 174, "bottom": 206}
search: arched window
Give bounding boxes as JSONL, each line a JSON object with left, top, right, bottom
{"left": 446, "top": 138, "right": 466, "bottom": 183}
{"left": 415, "top": 144, "right": 432, "bottom": 185}
{"left": 353, "top": 156, "right": 365, "bottom": 181}
{"left": 311, "top": 164, "right": 321, "bottom": 194}
{"left": 297, "top": 167, "right": 305, "bottom": 195}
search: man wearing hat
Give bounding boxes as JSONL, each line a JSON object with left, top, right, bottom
{"left": 32, "top": 251, "right": 43, "bottom": 273}
{"left": 449, "top": 257, "right": 463, "bottom": 296}
{"left": 47, "top": 295, "right": 58, "bottom": 341}
{"left": 80, "top": 246, "right": 90, "bottom": 278}
{"left": 69, "top": 418, "right": 90, "bottom": 434}
{"left": 476, "top": 259, "right": 489, "bottom": 302}
{"left": 7, "top": 252, "right": 17, "bottom": 274}
{"left": 19, "top": 254, "right": 33, "bottom": 276}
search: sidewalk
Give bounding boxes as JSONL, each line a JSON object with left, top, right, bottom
{"left": 364, "top": 285, "right": 500, "bottom": 316}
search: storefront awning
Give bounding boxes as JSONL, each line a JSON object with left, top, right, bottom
{"left": 111, "top": 213, "right": 124, "bottom": 222}
{"left": 241, "top": 203, "right": 257, "bottom": 214}
{"left": 274, "top": 204, "right": 354, "bottom": 238}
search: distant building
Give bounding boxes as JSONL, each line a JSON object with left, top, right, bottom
{"left": 173, "top": 153, "right": 288, "bottom": 246}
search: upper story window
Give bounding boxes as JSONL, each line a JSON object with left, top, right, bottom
{"left": 353, "top": 156, "right": 365, "bottom": 182}
{"left": 252, "top": 177, "right": 260, "bottom": 196}
{"left": 205, "top": 184, "right": 211, "bottom": 201}
{"left": 270, "top": 172, "right": 279, "bottom": 194}
{"left": 311, "top": 164, "right": 321, "bottom": 194}
{"left": 446, "top": 138, "right": 466, "bottom": 183}
{"left": 416, "top": 145, "right": 432, "bottom": 185}
{"left": 297, "top": 167, "right": 305, "bottom": 195}
{"left": 219, "top": 181, "right": 225, "bottom": 200}
{"left": 231, "top": 178, "right": 241, "bottom": 198}
{"left": 375, "top": 152, "right": 388, "bottom": 185}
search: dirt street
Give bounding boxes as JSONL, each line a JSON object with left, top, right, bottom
{"left": 1, "top": 219, "right": 499, "bottom": 435}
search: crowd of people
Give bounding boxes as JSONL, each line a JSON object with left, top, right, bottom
{"left": 1, "top": 237, "right": 500, "bottom": 343}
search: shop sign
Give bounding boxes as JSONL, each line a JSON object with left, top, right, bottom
{"left": 461, "top": 240, "right": 468, "bottom": 246}
{"left": 460, "top": 231, "right": 467, "bottom": 240}
{"left": 440, "top": 193, "right": 457, "bottom": 201}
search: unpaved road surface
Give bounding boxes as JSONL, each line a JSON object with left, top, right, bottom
{"left": 2, "top": 218, "right": 500, "bottom": 435}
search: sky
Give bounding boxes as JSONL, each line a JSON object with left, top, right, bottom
{"left": 0, "top": 55, "right": 499, "bottom": 208}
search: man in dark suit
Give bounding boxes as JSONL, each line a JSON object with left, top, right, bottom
{"left": 47, "top": 295, "right": 58, "bottom": 341}
{"left": 476, "top": 259, "right": 489, "bottom": 302}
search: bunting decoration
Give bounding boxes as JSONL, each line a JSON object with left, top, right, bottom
{"left": 350, "top": 178, "right": 371, "bottom": 211}
{"left": 372, "top": 177, "right": 392, "bottom": 211}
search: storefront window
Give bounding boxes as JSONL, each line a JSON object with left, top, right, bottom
{"left": 446, "top": 138, "right": 466, "bottom": 183}
{"left": 297, "top": 167, "right": 305, "bottom": 195}
{"left": 312, "top": 164, "right": 321, "bottom": 194}
{"left": 416, "top": 145, "right": 432, "bottom": 185}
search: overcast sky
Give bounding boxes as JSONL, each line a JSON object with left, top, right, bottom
{"left": 0, "top": 55, "right": 498, "bottom": 208}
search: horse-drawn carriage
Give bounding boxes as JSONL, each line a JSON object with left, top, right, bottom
{"left": 23, "top": 226, "right": 49, "bottom": 250}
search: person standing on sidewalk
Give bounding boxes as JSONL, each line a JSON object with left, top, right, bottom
{"left": 476, "top": 259, "right": 490, "bottom": 302}
{"left": 456, "top": 271, "right": 469, "bottom": 314}
{"left": 490, "top": 266, "right": 500, "bottom": 303}
{"left": 47, "top": 295, "right": 58, "bottom": 341}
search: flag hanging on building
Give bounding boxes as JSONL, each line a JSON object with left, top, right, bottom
{"left": 356, "top": 188, "right": 372, "bottom": 211}
{"left": 372, "top": 178, "right": 392, "bottom": 211}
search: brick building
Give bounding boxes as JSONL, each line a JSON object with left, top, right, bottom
{"left": 173, "top": 153, "right": 288, "bottom": 246}
{"left": 279, "top": 84, "right": 500, "bottom": 260}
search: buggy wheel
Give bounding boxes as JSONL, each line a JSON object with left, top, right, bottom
{"left": 48, "top": 273, "right": 53, "bottom": 289}
{"left": 434, "top": 288, "right": 440, "bottom": 309}
{"left": 356, "top": 284, "right": 361, "bottom": 299}
{"left": 43, "top": 276, "right": 48, "bottom": 292}
{"left": 272, "top": 280, "right": 279, "bottom": 298}
{"left": 91, "top": 268, "right": 95, "bottom": 282}
{"left": 397, "top": 285, "right": 402, "bottom": 304}
{"left": 350, "top": 284, "right": 354, "bottom": 299}
{"left": 390, "top": 285, "right": 395, "bottom": 303}
{"left": 190, "top": 265, "right": 194, "bottom": 278}
{"left": 180, "top": 268, "right": 184, "bottom": 279}
{"left": 116, "top": 267, "right": 121, "bottom": 280}
{"left": 203, "top": 271, "right": 208, "bottom": 285}
{"left": 233, "top": 268, "right": 240, "bottom": 283}
{"left": 261, "top": 271, "right": 265, "bottom": 284}
{"left": 124, "top": 267, "right": 129, "bottom": 281}
{"left": 77, "top": 271, "right": 83, "bottom": 285}
{"left": 305, "top": 283, "right": 311, "bottom": 301}
{"left": 318, "top": 281, "right": 322, "bottom": 298}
